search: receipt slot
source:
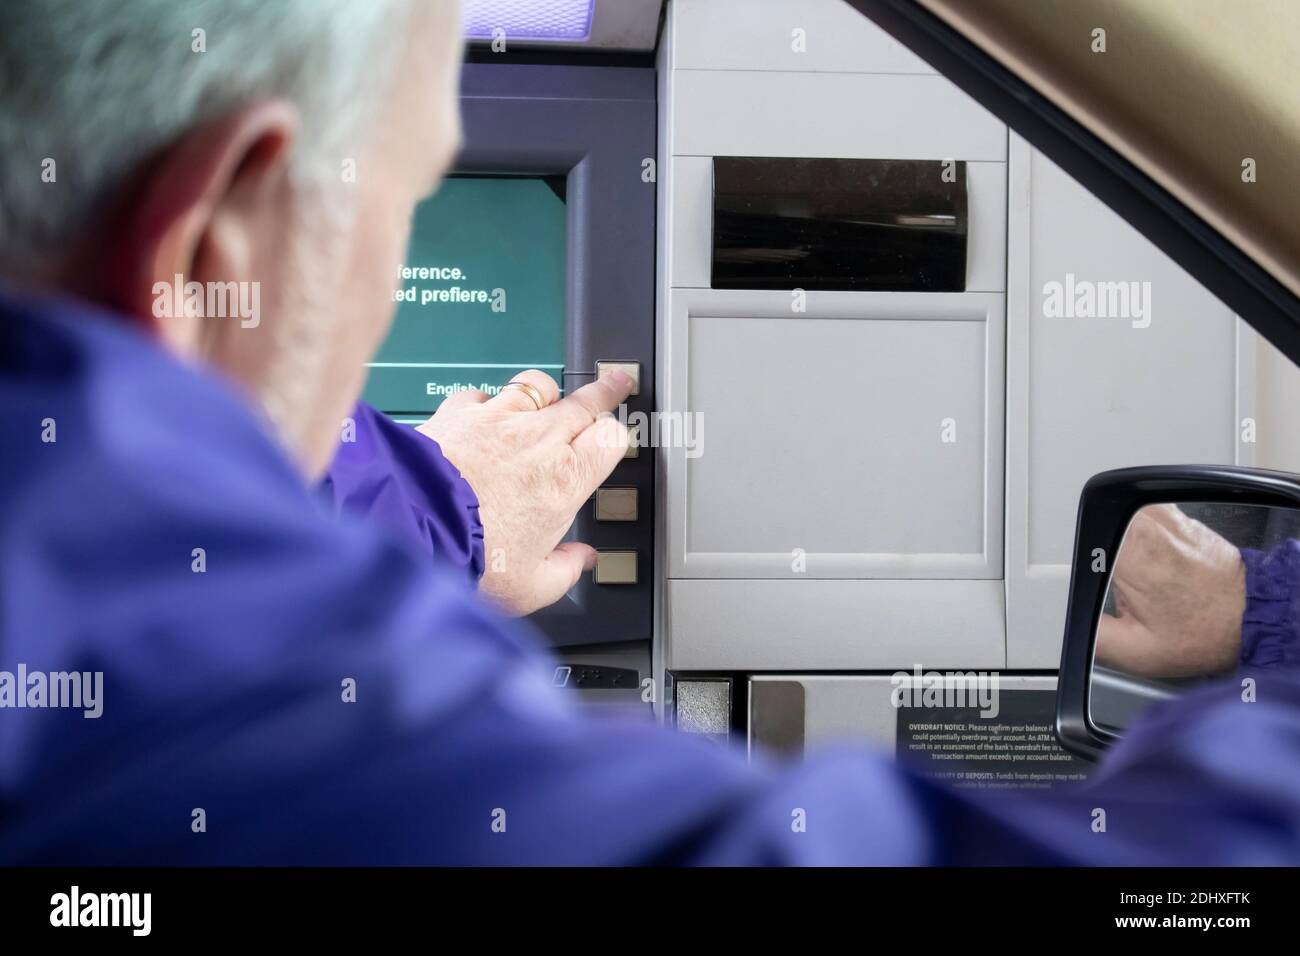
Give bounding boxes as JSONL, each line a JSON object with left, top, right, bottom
{"left": 712, "top": 156, "right": 969, "bottom": 292}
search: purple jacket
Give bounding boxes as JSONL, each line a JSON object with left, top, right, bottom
{"left": 3, "top": 286, "right": 1300, "bottom": 865}
{"left": 1241, "top": 544, "right": 1300, "bottom": 670}
{"left": 320, "top": 405, "right": 484, "bottom": 582}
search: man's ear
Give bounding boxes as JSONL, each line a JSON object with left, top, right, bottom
{"left": 99, "top": 101, "right": 300, "bottom": 355}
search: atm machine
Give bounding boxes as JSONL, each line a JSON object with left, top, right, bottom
{"left": 372, "top": 0, "right": 1264, "bottom": 793}
{"left": 365, "top": 1, "right": 662, "bottom": 713}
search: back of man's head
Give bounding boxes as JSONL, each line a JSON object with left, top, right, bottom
{"left": 0, "top": 0, "right": 409, "bottom": 279}
{"left": 0, "top": 0, "right": 464, "bottom": 478}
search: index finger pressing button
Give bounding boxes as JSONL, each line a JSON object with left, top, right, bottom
{"left": 543, "top": 372, "right": 634, "bottom": 439}
{"left": 595, "top": 361, "right": 640, "bottom": 396}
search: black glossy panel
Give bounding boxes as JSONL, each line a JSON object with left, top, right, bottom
{"left": 712, "top": 157, "right": 967, "bottom": 292}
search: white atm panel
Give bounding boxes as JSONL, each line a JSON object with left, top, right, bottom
{"left": 666, "top": 578, "right": 1005, "bottom": 671}
{"left": 665, "top": 289, "right": 1005, "bottom": 579}
{"left": 672, "top": 0, "right": 936, "bottom": 75}
{"left": 673, "top": 70, "right": 1007, "bottom": 162}
{"left": 1004, "top": 135, "right": 1255, "bottom": 668}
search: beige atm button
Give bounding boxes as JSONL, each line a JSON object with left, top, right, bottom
{"left": 594, "top": 550, "right": 637, "bottom": 585}
{"left": 624, "top": 424, "right": 640, "bottom": 459}
{"left": 596, "top": 360, "right": 640, "bottom": 396}
{"left": 595, "top": 487, "right": 638, "bottom": 522}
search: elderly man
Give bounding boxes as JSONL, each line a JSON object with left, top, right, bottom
{"left": 1, "top": 0, "right": 1298, "bottom": 865}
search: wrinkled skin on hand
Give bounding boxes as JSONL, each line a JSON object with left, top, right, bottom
{"left": 1096, "top": 504, "right": 1245, "bottom": 679}
{"left": 417, "top": 368, "right": 633, "bottom": 616}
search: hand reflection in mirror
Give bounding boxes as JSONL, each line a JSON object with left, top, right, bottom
{"left": 1096, "top": 504, "right": 1246, "bottom": 679}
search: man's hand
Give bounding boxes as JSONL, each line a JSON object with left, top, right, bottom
{"left": 417, "top": 368, "right": 633, "bottom": 616}
{"left": 1096, "top": 504, "right": 1245, "bottom": 678}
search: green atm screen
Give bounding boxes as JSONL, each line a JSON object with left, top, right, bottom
{"left": 364, "top": 176, "right": 567, "bottom": 419}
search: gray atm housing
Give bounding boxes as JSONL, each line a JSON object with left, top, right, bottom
{"left": 458, "top": 62, "right": 657, "bottom": 649}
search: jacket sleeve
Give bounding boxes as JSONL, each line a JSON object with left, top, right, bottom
{"left": 1239, "top": 541, "right": 1300, "bottom": 669}
{"left": 318, "top": 403, "right": 484, "bottom": 583}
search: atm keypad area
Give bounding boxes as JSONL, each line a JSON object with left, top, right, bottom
{"left": 363, "top": 63, "right": 656, "bottom": 718}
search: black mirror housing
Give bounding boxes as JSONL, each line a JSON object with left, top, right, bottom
{"left": 1056, "top": 464, "right": 1300, "bottom": 761}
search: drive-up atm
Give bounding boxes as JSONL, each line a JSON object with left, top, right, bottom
{"left": 375, "top": 0, "right": 1278, "bottom": 792}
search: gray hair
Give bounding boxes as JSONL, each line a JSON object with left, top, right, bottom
{"left": 0, "top": 0, "right": 415, "bottom": 275}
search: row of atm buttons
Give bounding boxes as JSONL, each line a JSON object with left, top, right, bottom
{"left": 593, "top": 363, "right": 640, "bottom": 584}
{"left": 593, "top": 490, "right": 637, "bottom": 585}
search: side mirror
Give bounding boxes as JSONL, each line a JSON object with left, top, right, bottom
{"left": 1056, "top": 465, "right": 1300, "bottom": 760}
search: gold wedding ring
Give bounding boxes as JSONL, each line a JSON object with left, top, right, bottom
{"left": 501, "top": 380, "right": 546, "bottom": 411}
